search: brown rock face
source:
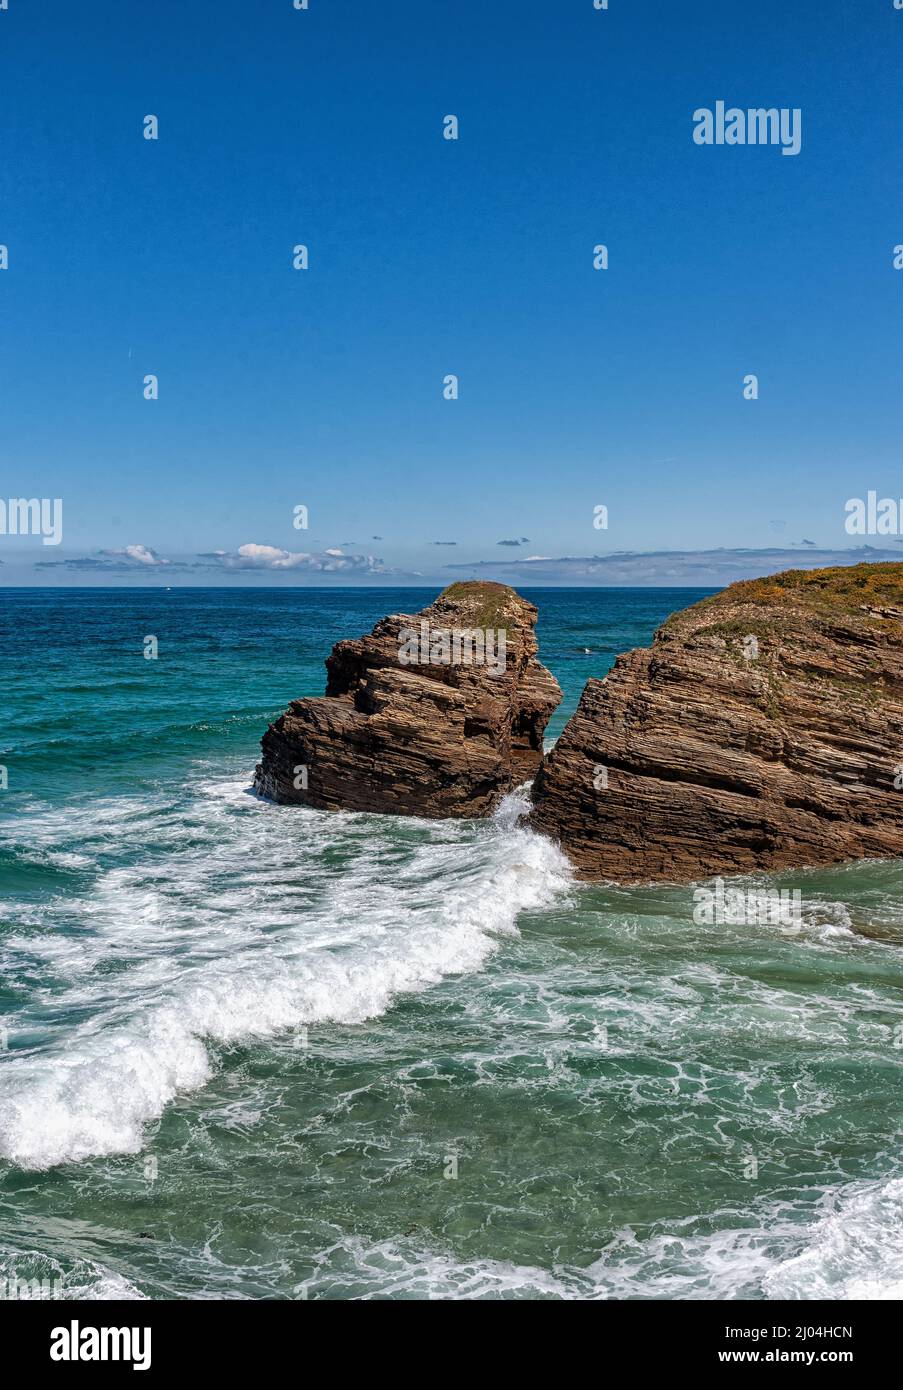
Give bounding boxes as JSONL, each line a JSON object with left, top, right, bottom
{"left": 254, "top": 582, "right": 561, "bottom": 817}
{"left": 530, "top": 564, "right": 903, "bottom": 882}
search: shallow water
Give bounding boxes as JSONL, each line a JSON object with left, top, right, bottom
{"left": 1, "top": 587, "right": 901, "bottom": 1299}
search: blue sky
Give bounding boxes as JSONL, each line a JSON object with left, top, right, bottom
{"left": 1, "top": 0, "right": 902, "bottom": 584}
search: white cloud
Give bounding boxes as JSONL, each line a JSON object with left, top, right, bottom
{"left": 204, "top": 543, "right": 386, "bottom": 574}
{"left": 101, "top": 543, "right": 170, "bottom": 567}
{"left": 235, "top": 543, "right": 308, "bottom": 568}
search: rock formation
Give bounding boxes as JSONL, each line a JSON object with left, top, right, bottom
{"left": 254, "top": 582, "right": 561, "bottom": 818}
{"left": 530, "top": 563, "right": 903, "bottom": 882}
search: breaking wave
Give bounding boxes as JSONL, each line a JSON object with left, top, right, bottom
{"left": 0, "top": 778, "right": 572, "bottom": 1170}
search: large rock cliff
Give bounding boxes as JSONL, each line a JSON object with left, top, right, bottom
{"left": 254, "top": 582, "right": 561, "bottom": 818}
{"left": 530, "top": 564, "right": 903, "bottom": 881}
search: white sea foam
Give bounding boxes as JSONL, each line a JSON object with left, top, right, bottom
{"left": 623, "top": 1179, "right": 897, "bottom": 1301}
{"left": 293, "top": 1176, "right": 903, "bottom": 1299}
{"left": 0, "top": 1249, "right": 146, "bottom": 1301}
{"left": 763, "top": 1176, "right": 903, "bottom": 1300}
{"left": 574, "top": 1177, "right": 903, "bottom": 1301}
{"left": 296, "top": 1233, "right": 574, "bottom": 1300}
{"left": 0, "top": 781, "right": 572, "bottom": 1169}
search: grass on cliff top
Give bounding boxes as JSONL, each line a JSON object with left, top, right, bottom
{"left": 438, "top": 581, "right": 517, "bottom": 627}
{"left": 688, "top": 562, "right": 903, "bottom": 620}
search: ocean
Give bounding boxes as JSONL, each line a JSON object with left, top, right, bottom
{"left": 1, "top": 586, "right": 902, "bottom": 1301}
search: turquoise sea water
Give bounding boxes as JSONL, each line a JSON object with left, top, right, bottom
{"left": 1, "top": 587, "right": 902, "bottom": 1300}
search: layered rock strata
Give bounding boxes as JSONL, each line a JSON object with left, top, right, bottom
{"left": 254, "top": 582, "right": 561, "bottom": 818}
{"left": 530, "top": 564, "right": 903, "bottom": 881}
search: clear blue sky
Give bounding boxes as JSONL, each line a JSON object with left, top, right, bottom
{"left": 1, "top": 0, "right": 902, "bottom": 584}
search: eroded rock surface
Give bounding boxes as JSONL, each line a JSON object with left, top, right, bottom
{"left": 254, "top": 582, "right": 561, "bottom": 818}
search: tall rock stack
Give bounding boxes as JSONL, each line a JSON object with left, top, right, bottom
{"left": 530, "top": 564, "right": 903, "bottom": 882}
{"left": 254, "top": 582, "right": 561, "bottom": 818}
